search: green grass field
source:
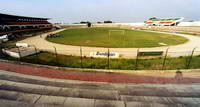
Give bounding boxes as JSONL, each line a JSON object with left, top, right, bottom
{"left": 47, "top": 27, "right": 188, "bottom": 48}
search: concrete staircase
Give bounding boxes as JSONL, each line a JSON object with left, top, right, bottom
{"left": 0, "top": 70, "right": 200, "bottom": 107}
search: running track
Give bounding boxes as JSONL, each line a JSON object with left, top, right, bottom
{"left": 18, "top": 29, "right": 200, "bottom": 58}
{"left": 1, "top": 60, "right": 200, "bottom": 84}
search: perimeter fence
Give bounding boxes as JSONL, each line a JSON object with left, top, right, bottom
{"left": 1, "top": 45, "right": 200, "bottom": 70}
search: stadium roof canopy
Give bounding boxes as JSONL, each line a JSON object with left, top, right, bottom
{"left": 0, "top": 13, "right": 50, "bottom": 20}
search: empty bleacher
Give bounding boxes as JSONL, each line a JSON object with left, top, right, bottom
{"left": 1, "top": 70, "right": 200, "bottom": 107}
{"left": 0, "top": 13, "right": 52, "bottom": 35}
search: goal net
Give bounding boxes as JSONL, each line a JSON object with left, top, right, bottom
{"left": 108, "top": 30, "right": 126, "bottom": 41}
{"left": 109, "top": 30, "right": 126, "bottom": 36}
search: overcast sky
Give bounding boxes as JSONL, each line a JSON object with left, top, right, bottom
{"left": 0, "top": 0, "right": 200, "bottom": 23}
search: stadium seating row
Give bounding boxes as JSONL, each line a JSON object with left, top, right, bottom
{"left": 0, "top": 13, "right": 52, "bottom": 35}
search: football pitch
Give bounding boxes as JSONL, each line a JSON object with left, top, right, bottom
{"left": 47, "top": 27, "right": 188, "bottom": 48}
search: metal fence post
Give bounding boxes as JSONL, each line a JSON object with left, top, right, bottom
{"left": 108, "top": 48, "right": 110, "bottom": 69}
{"left": 135, "top": 48, "right": 140, "bottom": 70}
{"left": 162, "top": 48, "right": 169, "bottom": 70}
{"left": 90, "top": 50, "right": 93, "bottom": 69}
{"left": 186, "top": 47, "right": 197, "bottom": 69}
{"left": 80, "top": 46, "right": 83, "bottom": 68}
{"left": 0, "top": 43, "right": 3, "bottom": 58}
{"left": 17, "top": 47, "right": 21, "bottom": 60}
{"left": 53, "top": 46, "right": 58, "bottom": 65}
{"left": 32, "top": 45, "right": 38, "bottom": 59}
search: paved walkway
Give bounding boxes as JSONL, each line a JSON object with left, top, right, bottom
{"left": 19, "top": 29, "right": 200, "bottom": 58}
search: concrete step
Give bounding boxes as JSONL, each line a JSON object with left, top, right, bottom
{"left": 0, "top": 89, "right": 94, "bottom": 107}
{"left": 0, "top": 74, "right": 115, "bottom": 90}
{"left": 1, "top": 70, "right": 200, "bottom": 106}
{"left": 0, "top": 99, "right": 67, "bottom": 107}
{"left": 0, "top": 99, "right": 34, "bottom": 107}
{"left": 0, "top": 80, "right": 120, "bottom": 100}
{"left": 1, "top": 80, "right": 200, "bottom": 107}
{"left": 113, "top": 83, "right": 200, "bottom": 98}
{"left": 121, "top": 95, "right": 200, "bottom": 106}
{"left": 2, "top": 78, "right": 200, "bottom": 102}
{"left": 0, "top": 90, "right": 194, "bottom": 107}
{"left": 1, "top": 73, "right": 200, "bottom": 98}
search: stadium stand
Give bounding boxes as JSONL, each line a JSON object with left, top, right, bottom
{"left": 145, "top": 17, "right": 184, "bottom": 26}
{"left": 0, "top": 13, "right": 52, "bottom": 36}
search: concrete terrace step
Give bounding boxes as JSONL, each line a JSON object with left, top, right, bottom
{"left": 1, "top": 70, "right": 200, "bottom": 97}
{"left": 0, "top": 99, "right": 89, "bottom": 107}
{"left": 0, "top": 99, "right": 186, "bottom": 107}
{"left": 121, "top": 95, "right": 200, "bottom": 106}
{"left": 2, "top": 77, "right": 200, "bottom": 99}
{"left": 0, "top": 74, "right": 115, "bottom": 90}
{"left": 0, "top": 80, "right": 119, "bottom": 100}
{"left": 1, "top": 70, "right": 200, "bottom": 107}
{"left": 1, "top": 89, "right": 200, "bottom": 106}
{"left": 0, "top": 90, "right": 195, "bottom": 107}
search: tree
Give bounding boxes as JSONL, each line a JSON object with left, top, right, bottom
{"left": 104, "top": 21, "right": 113, "bottom": 23}
{"left": 87, "top": 22, "right": 92, "bottom": 27}
{"left": 80, "top": 21, "right": 88, "bottom": 24}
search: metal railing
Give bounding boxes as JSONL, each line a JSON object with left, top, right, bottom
{"left": 1, "top": 45, "right": 200, "bottom": 71}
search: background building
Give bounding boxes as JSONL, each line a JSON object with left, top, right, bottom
{"left": 145, "top": 17, "right": 184, "bottom": 26}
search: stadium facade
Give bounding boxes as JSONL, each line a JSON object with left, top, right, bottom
{"left": 0, "top": 13, "right": 52, "bottom": 35}
{"left": 145, "top": 17, "right": 184, "bottom": 26}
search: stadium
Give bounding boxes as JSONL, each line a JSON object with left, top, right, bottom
{"left": 1, "top": 12, "right": 200, "bottom": 107}
{"left": 145, "top": 17, "right": 184, "bottom": 26}
{"left": 1, "top": 13, "right": 200, "bottom": 69}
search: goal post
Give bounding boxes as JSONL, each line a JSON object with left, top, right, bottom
{"left": 108, "top": 30, "right": 126, "bottom": 41}
{"left": 109, "top": 30, "right": 126, "bottom": 36}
